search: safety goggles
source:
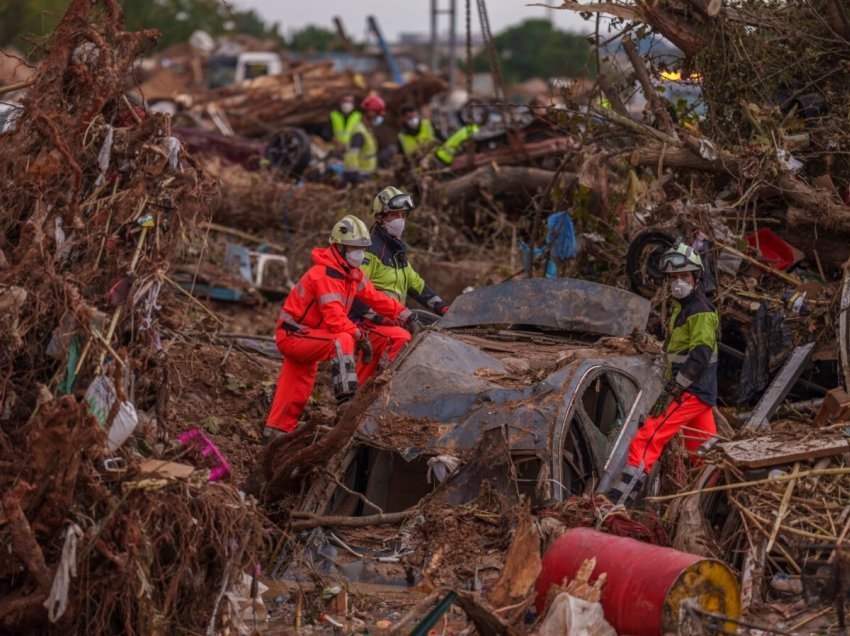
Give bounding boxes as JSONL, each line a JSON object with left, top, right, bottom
{"left": 387, "top": 193, "right": 415, "bottom": 212}
{"left": 661, "top": 252, "right": 690, "bottom": 269}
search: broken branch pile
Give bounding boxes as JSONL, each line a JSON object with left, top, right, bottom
{"left": 0, "top": 2, "right": 266, "bottom": 633}
{"left": 186, "top": 61, "right": 448, "bottom": 137}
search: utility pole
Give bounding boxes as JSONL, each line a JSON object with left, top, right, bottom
{"left": 430, "top": 0, "right": 457, "bottom": 92}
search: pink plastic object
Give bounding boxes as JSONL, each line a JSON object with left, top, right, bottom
{"left": 178, "top": 428, "right": 231, "bottom": 481}
{"left": 746, "top": 228, "right": 795, "bottom": 271}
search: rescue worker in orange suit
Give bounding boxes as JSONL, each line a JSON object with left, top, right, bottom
{"left": 350, "top": 187, "right": 450, "bottom": 384}
{"left": 607, "top": 243, "right": 718, "bottom": 505}
{"left": 264, "top": 215, "right": 416, "bottom": 438}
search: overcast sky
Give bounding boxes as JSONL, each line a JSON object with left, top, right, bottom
{"left": 241, "top": 1, "right": 592, "bottom": 41}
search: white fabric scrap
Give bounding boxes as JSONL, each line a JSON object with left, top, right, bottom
{"left": 95, "top": 125, "right": 114, "bottom": 186}
{"left": 698, "top": 138, "right": 717, "bottom": 161}
{"left": 162, "top": 136, "right": 183, "bottom": 171}
{"left": 426, "top": 455, "right": 462, "bottom": 484}
{"left": 537, "top": 593, "right": 616, "bottom": 636}
{"left": 44, "top": 523, "right": 83, "bottom": 622}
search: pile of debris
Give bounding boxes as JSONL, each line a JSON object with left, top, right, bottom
{"left": 182, "top": 60, "right": 448, "bottom": 138}
{"left": 0, "top": 2, "right": 268, "bottom": 633}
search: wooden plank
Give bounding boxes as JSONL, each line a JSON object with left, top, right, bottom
{"left": 718, "top": 433, "right": 850, "bottom": 468}
{"left": 740, "top": 342, "right": 816, "bottom": 434}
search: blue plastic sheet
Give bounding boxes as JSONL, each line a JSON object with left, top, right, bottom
{"left": 519, "top": 211, "right": 577, "bottom": 278}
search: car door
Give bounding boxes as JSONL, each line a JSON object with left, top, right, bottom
{"left": 551, "top": 366, "right": 640, "bottom": 500}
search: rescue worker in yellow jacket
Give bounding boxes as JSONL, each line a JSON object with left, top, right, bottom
{"left": 343, "top": 95, "right": 384, "bottom": 184}
{"left": 606, "top": 243, "right": 719, "bottom": 505}
{"left": 329, "top": 93, "right": 362, "bottom": 148}
{"left": 350, "top": 187, "right": 450, "bottom": 383}
{"left": 397, "top": 104, "right": 437, "bottom": 157}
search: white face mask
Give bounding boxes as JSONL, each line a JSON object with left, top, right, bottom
{"left": 671, "top": 278, "right": 693, "bottom": 299}
{"left": 385, "top": 218, "right": 406, "bottom": 238}
{"left": 372, "top": 115, "right": 384, "bottom": 127}
{"left": 407, "top": 117, "right": 420, "bottom": 129}
{"left": 340, "top": 102, "right": 354, "bottom": 114}
{"left": 345, "top": 248, "right": 366, "bottom": 268}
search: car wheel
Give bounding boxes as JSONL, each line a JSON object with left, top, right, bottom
{"left": 266, "top": 127, "right": 311, "bottom": 175}
{"left": 625, "top": 227, "right": 677, "bottom": 299}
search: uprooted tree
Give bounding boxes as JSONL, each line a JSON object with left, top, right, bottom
{"left": 0, "top": 2, "right": 267, "bottom": 633}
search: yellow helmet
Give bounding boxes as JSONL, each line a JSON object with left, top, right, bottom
{"left": 661, "top": 243, "right": 703, "bottom": 273}
{"left": 329, "top": 215, "right": 371, "bottom": 247}
{"left": 372, "top": 186, "right": 415, "bottom": 216}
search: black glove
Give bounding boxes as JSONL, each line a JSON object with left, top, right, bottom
{"left": 665, "top": 379, "right": 684, "bottom": 404}
{"left": 650, "top": 380, "right": 684, "bottom": 417}
{"left": 434, "top": 301, "right": 450, "bottom": 316}
{"left": 356, "top": 334, "right": 373, "bottom": 364}
{"left": 402, "top": 312, "right": 421, "bottom": 336}
{"left": 369, "top": 312, "right": 397, "bottom": 327}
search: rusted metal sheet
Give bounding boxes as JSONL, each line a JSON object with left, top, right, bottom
{"left": 718, "top": 432, "right": 850, "bottom": 468}
{"left": 438, "top": 278, "right": 650, "bottom": 338}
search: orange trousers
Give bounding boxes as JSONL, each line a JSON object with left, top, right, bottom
{"left": 356, "top": 322, "right": 411, "bottom": 384}
{"left": 266, "top": 328, "right": 356, "bottom": 433}
{"left": 626, "top": 392, "right": 716, "bottom": 473}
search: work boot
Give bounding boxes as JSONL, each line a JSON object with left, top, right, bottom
{"left": 331, "top": 353, "right": 358, "bottom": 404}
{"left": 606, "top": 464, "right": 647, "bottom": 506}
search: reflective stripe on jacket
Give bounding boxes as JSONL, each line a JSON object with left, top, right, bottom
{"left": 330, "top": 110, "right": 362, "bottom": 144}
{"left": 353, "top": 226, "right": 444, "bottom": 314}
{"left": 666, "top": 290, "right": 719, "bottom": 405}
{"left": 279, "top": 246, "right": 408, "bottom": 336}
{"left": 343, "top": 121, "right": 377, "bottom": 174}
{"left": 435, "top": 124, "right": 480, "bottom": 164}
{"left": 398, "top": 119, "right": 437, "bottom": 156}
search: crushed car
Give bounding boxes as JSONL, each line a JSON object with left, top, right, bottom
{"left": 292, "top": 278, "right": 666, "bottom": 584}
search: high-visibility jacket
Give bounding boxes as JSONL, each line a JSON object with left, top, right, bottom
{"left": 398, "top": 119, "right": 437, "bottom": 156}
{"left": 666, "top": 289, "right": 719, "bottom": 405}
{"left": 278, "top": 246, "right": 409, "bottom": 337}
{"left": 354, "top": 225, "right": 445, "bottom": 312}
{"left": 343, "top": 121, "right": 377, "bottom": 175}
{"left": 435, "top": 124, "right": 480, "bottom": 165}
{"left": 330, "top": 109, "right": 362, "bottom": 145}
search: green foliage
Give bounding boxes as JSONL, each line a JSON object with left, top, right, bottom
{"left": 472, "top": 19, "right": 595, "bottom": 85}
{"left": 0, "top": 0, "right": 65, "bottom": 51}
{"left": 0, "top": 0, "right": 281, "bottom": 53}
{"left": 285, "top": 25, "right": 341, "bottom": 53}
{"left": 121, "top": 0, "right": 280, "bottom": 49}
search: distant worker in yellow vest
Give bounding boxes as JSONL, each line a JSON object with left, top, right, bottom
{"left": 397, "top": 104, "right": 437, "bottom": 157}
{"left": 329, "top": 94, "right": 362, "bottom": 149}
{"left": 434, "top": 119, "right": 480, "bottom": 166}
{"left": 343, "top": 95, "right": 385, "bottom": 184}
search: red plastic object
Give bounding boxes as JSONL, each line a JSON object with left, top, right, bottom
{"left": 746, "top": 228, "right": 795, "bottom": 271}
{"left": 178, "top": 428, "right": 231, "bottom": 481}
{"left": 534, "top": 528, "right": 739, "bottom": 635}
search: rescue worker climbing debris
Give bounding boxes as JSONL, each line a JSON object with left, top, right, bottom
{"left": 343, "top": 94, "right": 384, "bottom": 184}
{"left": 607, "top": 243, "right": 719, "bottom": 505}
{"left": 351, "top": 186, "right": 451, "bottom": 384}
{"left": 329, "top": 93, "right": 362, "bottom": 148}
{"left": 264, "top": 215, "right": 416, "bottom": 439}
{"left": 397, "top": 104, "right": 437, "bottom": 157}
{"left": 434, "top": 108, "right": 480, "bottom": 166}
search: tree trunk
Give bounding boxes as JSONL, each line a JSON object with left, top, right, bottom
{"left": 436, "top": 165, "right": 575, "bottom": 204}
{"left": 687, "top": 0, "right": 722, "bottom": 18}
{"left": 638, "top": 0, "right": 707, "bottom": 57}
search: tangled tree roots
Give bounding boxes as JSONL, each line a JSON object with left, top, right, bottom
{"left": 0, "top": 2, "right": 265, "bottom": 634}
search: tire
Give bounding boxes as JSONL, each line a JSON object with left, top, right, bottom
{"left": 265, "top": 127, "right": 311, "bottom": 175}
{"left": 625, "top": 227, "right": 677, "bottom": 299}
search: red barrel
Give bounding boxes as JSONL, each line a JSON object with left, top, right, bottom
{"left": 534, "top": 528, "right": 739, "bottom": 635}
